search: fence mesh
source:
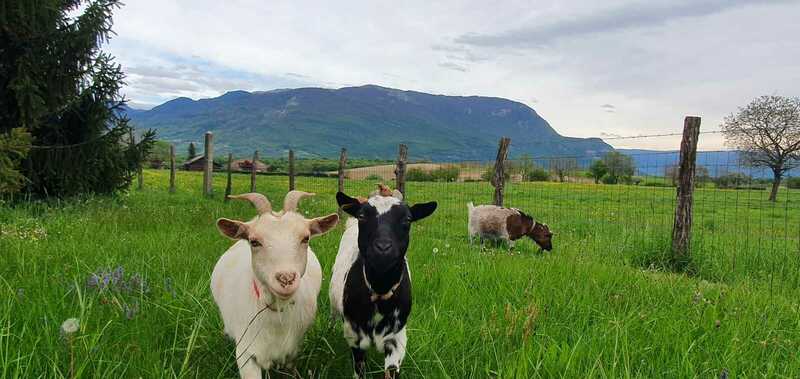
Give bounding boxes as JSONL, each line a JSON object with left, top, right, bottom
{"left": 143, "top": 131, "right": 800, "bottom": 293}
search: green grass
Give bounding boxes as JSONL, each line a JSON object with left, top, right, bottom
{"left": 1, "top": 169, "right": 799, "bottom": 378}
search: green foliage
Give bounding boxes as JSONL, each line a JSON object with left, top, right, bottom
{"left": 406, "top": 167, "right": 460, "bottom": 182}
{"left": 1, "top": 0, "right": 154, "bottom": 197}
{"left": 147, "top": 140, "right": 171, "bottom": 163}
{"left": 263, "top": 157, "right": 392, "bottom": 174}
{"left": 600, "top": 151, "right": 635, "bottom": 184}
{"left": 509, "top": 155, "right": 549, "bottom": 182}
{"left": 587, "top": 159, "right": 608, "bottom": 184}
{"left": 714, "top": 173, "right": 754, "bottom": 189}
{"left": 2, "top": 172, "right": 800, "bottom": 376}
{"left": 364, "top": 174, "right": 383, "bottom": 181}
{"left": 526, "top": 167, "right": 550, "bottom": 181}
{"left": 0, "top": 128, "right": 32, "bottom": 194}
{"left": 787, "top": 177, "right": 800, "bottom": 189}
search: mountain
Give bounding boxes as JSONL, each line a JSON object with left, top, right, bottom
{"left": 128, "top": 85, "right": 612, "bottom": 161}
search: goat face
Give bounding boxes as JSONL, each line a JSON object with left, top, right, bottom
{"left": 337, "top": 192, "right": 436, "bottom": 274}
{"left": 217, "top": 208, "right": 338, "bottom": 300}
{"left": 528, "top": 222, "right": 553, "bottom": 251}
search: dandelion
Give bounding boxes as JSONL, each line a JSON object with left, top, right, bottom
{"left": 60, "top": 318, "right": 79, "bottom": 378}
{"left": 432, "top": 247, "right": 439, "bottom": 254}
{"left": 60, "top": 318, "right": 80, "bottom": 337}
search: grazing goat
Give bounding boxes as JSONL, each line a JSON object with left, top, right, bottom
{"left": 211, "top": 191, "right": 339, "bottom": 379}
{"left": 330, "top": 186, "right": 437, "bottom": 378}
{"left": 467, "top": 202, "right": 553, "bottom": 251}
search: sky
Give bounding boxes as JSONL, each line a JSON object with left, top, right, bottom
{"left": 106, "top": 0, "right": 800, "bottom": 150}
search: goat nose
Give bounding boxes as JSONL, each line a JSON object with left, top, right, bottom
{"left": 375, "top": 240, "right": 392, "bottom": 252}
{"left": 276, "top": 272, "right": 297, "bottom": 287}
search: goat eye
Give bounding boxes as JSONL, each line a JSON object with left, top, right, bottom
{"left": 301, "top": 236, "right": 310, "bottom": 244}
{"left": 249, "top": 240, "right": 261, "bottom": 247}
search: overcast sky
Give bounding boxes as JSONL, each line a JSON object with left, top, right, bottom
{"left": 107, "top": 0, "right": 800, "bottom": 150}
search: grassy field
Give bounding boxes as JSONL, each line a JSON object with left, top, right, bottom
{"left": 2, "top": 169, "right": 799, "bottom": 378}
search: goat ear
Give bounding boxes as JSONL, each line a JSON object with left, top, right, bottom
{"left": 410, "top": 201, "right": 437, "bottom": 222}
{"left": 217, "top": 218, "right": 249, "bottom": 240}
{"left": 336, "top": 192, "right": 362, "bottom": 217}
{"left": 309, "top": 213, "right": 339, "bottom": 236}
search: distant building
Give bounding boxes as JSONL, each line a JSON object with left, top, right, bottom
{"left": 232, "top": 159, "right": 270, "bottom": 173}
{"left": 182, "top": 155, "right": 223, "bottom": 171}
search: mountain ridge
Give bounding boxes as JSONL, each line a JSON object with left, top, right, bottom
{"left": 128, "top": 84, "right": 613, "bottom": 160}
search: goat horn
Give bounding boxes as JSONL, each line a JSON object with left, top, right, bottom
{"left": 283, "top": 190, "right": 315, "bottom": 212}
{"left": 228, "top": 193, "right": 272, "bottom": 215}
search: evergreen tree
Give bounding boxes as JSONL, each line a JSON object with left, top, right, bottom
{"left": 188, "top": 142, "right": 197, "bottom": 159}
{"left": 0, "top": 0, "right": 154, "bottom": 197}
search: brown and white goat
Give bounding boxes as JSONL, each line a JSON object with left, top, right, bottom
{"left": 467, "top": 202, "right": 553, "bottom": 251}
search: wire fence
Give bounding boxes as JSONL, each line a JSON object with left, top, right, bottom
{"left": 132, "top": 128, "right": 800, "bottom": 293}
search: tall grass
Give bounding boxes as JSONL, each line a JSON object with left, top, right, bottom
{"left": 1, "top": 170, "right": 798, "bottom": 378}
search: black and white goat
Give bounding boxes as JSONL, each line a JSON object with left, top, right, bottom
{"left": 330, "top": 188, "right": 437, "bottom": 378}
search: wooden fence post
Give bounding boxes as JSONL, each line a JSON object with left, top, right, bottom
{"left": 338, "top": 148, "right": 347, "bottom": 193}
{"left": 288, "top": 149, "right": 295, "bottom": 191}
{"left": 250, "top": 151, "right": 259, "bottom": 192}
{"left": 395, "top": 144, "right": 408, "bottom": 199}
{"left": 671, "top": 116, "right": 701, "bottom": 263}
{"left": 225, "top": 153, "right": 233, "bottom": 201}
{"left": 130, "top": 132, "right": 143, "bottom": 190}
{"left": 169, "top": 144, "right": 176, "bottom": 193}
{"left": 203, "top": 132, "right": 214, "bottom": 196}
{"left": 491, "top": 137, "right": 511, "bottom": 206}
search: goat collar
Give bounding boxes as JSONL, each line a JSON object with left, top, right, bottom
{"left": 362, "top": 265, "right": 404, "bottom": 302}
{"left": 252, "top": 280, "right": 278, "bottom": 312}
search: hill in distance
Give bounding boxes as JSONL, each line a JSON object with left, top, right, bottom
{"left": 128, "top": 85, "right": 612, "bottom": 161}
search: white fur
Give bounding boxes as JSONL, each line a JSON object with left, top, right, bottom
{"left": 211, "top": 239, "right": 322, "bottom": 378}
{"left": 330, "top": 215, "right": 412, "bottom": 373}
{"left": 369, "top": 195, "right": 401, "bottom": 215}
{"left": 467, "top": 202, "right": 520, "bottom": 245}
{"left": 329, "top": 218, "right": 360, "bottom": 316}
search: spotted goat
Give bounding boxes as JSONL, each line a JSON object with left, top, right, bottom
{"left": 211, "top": 191, "right": 338, "bottom": 379}
{"left": 467, "top": 202, "right": 553, "bottom": 251}
{"left": 330, "top": 186, "right": 437, "bottom": 378}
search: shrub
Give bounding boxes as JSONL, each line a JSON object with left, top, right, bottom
{"left": 365, "top": 174, "right": 383, "bottom": 181}
{"left": 407, "top": 167, "right": 460, "bottom": 182}
{"left": 786, "top": 177, "right": 800, "bottom": 189}
{"left": 431, "top": 167, "right": 460, "bottom": 182}
{"left": 714, "top": 173, "right": 753, "bottom": 189}
{"left": 406, "top": 168, "right": 432, "bottom": 182}
{"left": 525, "top": 167, "right": 550, "bottom": 181}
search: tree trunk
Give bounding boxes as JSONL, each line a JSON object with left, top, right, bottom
{"left": 769, "top": 172, "right": 782, "bottom": 202}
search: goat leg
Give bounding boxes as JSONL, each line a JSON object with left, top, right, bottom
{"left": 352, "top": 347, "right": 367, "bottom": 379}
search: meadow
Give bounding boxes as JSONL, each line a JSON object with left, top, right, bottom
{"left": 2, "top": 169, "right": 799, "bottom": 378}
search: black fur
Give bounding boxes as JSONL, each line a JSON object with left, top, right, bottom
{"left": 336, "top": 192, "right": 436, "bottom": 378}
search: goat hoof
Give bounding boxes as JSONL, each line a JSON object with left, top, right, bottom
{"left": 354, "top": 362, "right": 366, "bottom": 379}
{"left": 384, "top": 366, "right": 399, "bottom": 379}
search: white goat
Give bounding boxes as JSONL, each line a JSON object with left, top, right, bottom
{"left": 211, "top": 191, "right": 338, "bottom": 379}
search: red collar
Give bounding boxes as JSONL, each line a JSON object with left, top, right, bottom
{"left": 252, "top": 280, "right": 261, "bottom": 299}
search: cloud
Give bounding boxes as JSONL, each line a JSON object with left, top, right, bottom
{"left": 455, "top": 0, "right": 786, "bottom": 47}
{"left": 438, "top": 62, "right": 468, "bottom": 72}
{"left": 103, "top": 0, "right": 799, "bottom": 150}
{"left": 601, "top": 104, "right": 617, "bottom": 113}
